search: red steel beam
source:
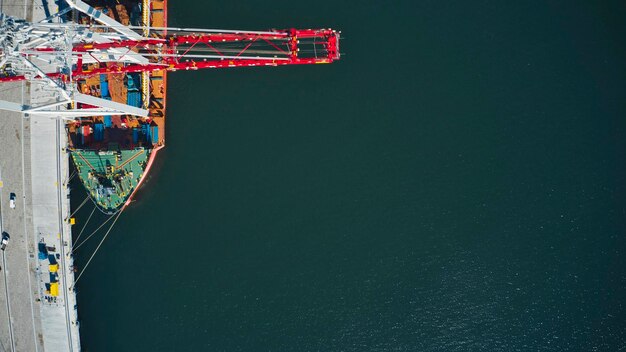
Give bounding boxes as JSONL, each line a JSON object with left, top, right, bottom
{"left": 0, "top": 28, "right": 340, "bottom": 82}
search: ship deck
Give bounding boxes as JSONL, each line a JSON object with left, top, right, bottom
{"left": 71, "top": 148, "right": 149, "bottom": 212}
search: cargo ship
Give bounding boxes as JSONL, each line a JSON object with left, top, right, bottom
{"left": 67, "top": 0, "right": 168, "bottom": 214}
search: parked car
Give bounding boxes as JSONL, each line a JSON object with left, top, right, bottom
{"left": 9, "top": 193, "right": 16, "bottom": 209}
{"left": 1, "top": 232, "right": 9, "bottom": 251}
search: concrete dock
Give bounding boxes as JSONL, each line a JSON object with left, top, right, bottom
{"left": 0, "top": 1, "right": 81, "bottom": 351}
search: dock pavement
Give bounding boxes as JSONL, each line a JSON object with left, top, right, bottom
{"left": 0, "top": 0, "right": 81, "bottom": 350}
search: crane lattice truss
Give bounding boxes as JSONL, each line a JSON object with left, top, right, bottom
{"left": 0, "top": 0, "right": 340, "bottom": 118}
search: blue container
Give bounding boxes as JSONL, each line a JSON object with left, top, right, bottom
{"left": 100, "top": 81, "right": 109, "bottom": 98}
{"left": 104, "top": 116, "right": 112, "bottom": 128}
{"left": 151, "top": 126, "right": 159, "bottom": 144}
{"left": 100, "top": 74, "right": 110, "bottom": 98}
{"left": 127, "top": 91, "right": 142, "bottom": 108}
{"left": 142, "top": 124, "right": 151, "bottom": 142}
{"left": 132, "top": 128, "right": 139, "bottom": 144}
{"left": 94, "top": 123, "right": 104, "bottom": 141}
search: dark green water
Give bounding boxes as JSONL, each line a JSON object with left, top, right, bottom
{"left": 72, "top": 1, "right": 626, "bottom": 350}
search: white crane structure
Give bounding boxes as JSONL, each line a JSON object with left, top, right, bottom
{"left": 0, "top": 0, "right": 152, "bottom": 119}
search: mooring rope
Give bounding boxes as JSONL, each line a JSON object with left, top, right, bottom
{"left": 68, "top": 196, "right": 89, "bottom": 218}
{"left": 72, "top": 213, "right": 116, "bottom": 252}
{"left": 72, "top": 209, "right": 124, "bottom": 288}
{"left": 67, "top": 170, "right": 77, "bottom": 183}
{"left": 73, "top": 206, "right": 96, "bottom": 245}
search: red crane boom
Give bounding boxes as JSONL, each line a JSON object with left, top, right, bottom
{"left": 0, "top": 28, "right": 340, "bottom": 82}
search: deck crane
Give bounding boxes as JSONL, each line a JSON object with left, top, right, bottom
{"left": 0, "top": 0, "right": 340, "bottom": 118}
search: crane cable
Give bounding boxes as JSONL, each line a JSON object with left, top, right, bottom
{"left": 71, "top": 208, "right": 124, "bottom": 288}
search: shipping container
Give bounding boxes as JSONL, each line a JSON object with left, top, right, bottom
{"left": 80, "top": 125, "right": 92, "bottom": 145}
{"left": 132, "top": 128, "right": 139, "bottom": 144}
{"left": 101, "top": 81, "right": 109, "bottom": 98}
{"left": 100, "top": 74, "right": 110, "bottom": 98}
{"left": 151, "top": 126, "right": 159, "bottom": 144}
{"left": 94, "top": 123, "right": 104, "bottom": 141}
{"left": 127, "top": 91, "right": 142, "bottom": 108}
{"left": 104, "top": 116, "right": 112, "bottom": 128}
{"left": 141, "top": 124, "right": 151, "bottom": 142}
{"left": 82, "top": 125, "right": 90, "bottom": 136}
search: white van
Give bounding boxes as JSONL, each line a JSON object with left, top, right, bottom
{"left": 9, "top": 193, "right": 15, "bottom": 209}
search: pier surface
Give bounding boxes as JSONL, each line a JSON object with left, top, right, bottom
{"left": 0, "top": 1, "right": 81, "bottom": 351}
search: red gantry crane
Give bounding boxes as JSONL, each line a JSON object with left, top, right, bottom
{"left": 0, "top": 0, "right": 340, "bottom": 118}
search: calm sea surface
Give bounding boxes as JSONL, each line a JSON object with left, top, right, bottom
{"left": 72, "top": 1, "right": 626, "bottom": 351}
